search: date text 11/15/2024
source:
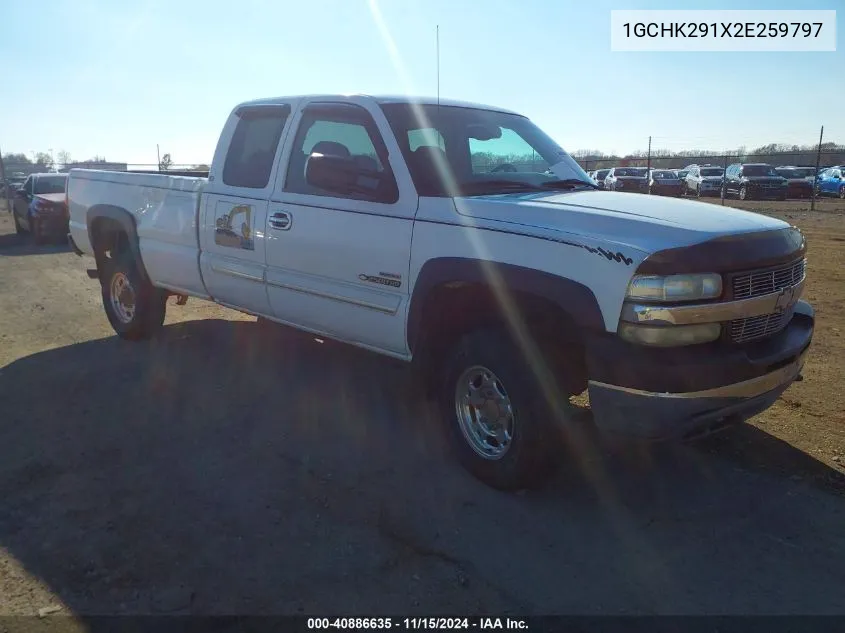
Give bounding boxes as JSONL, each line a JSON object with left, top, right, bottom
{"left": 307, "top": 617, "right": 529, "bottom": 630}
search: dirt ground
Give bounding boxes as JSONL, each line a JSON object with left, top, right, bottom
{"left": 0, "top": 198, "right": 844, "bottom": 623}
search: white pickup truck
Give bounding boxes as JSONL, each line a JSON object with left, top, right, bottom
{"left": 67, "top": 94, "right": 813, "bottom": 490}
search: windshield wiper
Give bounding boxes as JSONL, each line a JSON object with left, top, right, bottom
{"left": 540, "top": 178, "right": 598, "bottom": 190}
{"left": 458, "top": 180, "right": 546, "bottom": 195}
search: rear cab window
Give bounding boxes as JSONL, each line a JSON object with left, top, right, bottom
{"left": 222, "top": 105, "right": 291, "bottom": 189}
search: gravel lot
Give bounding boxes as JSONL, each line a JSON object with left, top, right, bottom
{"left": 1, "top": 201, "right": 844, "bottom": 622}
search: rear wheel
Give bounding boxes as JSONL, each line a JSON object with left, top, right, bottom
{"left": 101, "top": 251, "right": 166, "bottom": 340}
{"left": 438, "top": 328, "right": 575, "bottom": 491}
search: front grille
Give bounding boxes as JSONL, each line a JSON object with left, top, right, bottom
{"left": 728, "top": 258, "right": 806, "bottom": 343}
{"left": 729, "top": 312, "right": 787, "bottom": 344}
{"left": 732, "top": 258, "right": 806, "bottom": 300}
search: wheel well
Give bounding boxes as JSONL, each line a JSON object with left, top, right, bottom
{"left": 90, "top": 217, "right": 130, "bottom": 259}
{"left": 412, "top": 282, "right": 587, "bottom": 395}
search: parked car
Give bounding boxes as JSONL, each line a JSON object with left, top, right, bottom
{"left": 685, "top": 165, "right": 724, "bottom": 197}
{"left": 66, "top": 93, "right": 813, "bottom": 491}
{"left": 775, "top": 166, "right": 815, "bottom": 199}
{"left": 605, "top": 166, "right": 648, "bottom": 193}
{"left": 722, "top": 163, "right": 788, "bottom": 201}
{"left": 593, "top": 168, "right": 610, "bottom": 189}
{"left": 815, "top": 166, "right": 844, "bottom": 199}
{"left": 675, "top": 169, "right": 690, "bottom": 193}
{"left": 648, "top": 169, "right": 684, "bottom": 196}
{"left": 12, "top": 173, "right": 69, "bottom": 243}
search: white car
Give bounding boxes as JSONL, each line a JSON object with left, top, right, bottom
{"left": 67, "top": 94, "right": 814, "bottom": 491}
{"left": 685, "top": 165, "right": 725, "bottom": 197}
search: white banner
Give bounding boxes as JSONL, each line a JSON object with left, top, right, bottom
{"left": 611, "top": 10, "right": 836, "bottom": 52}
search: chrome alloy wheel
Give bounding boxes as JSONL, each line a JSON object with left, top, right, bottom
{"left": 110, "top": 271, "right": 136, "bottom": 324}
{"left": 454, "top": 365, "right": 515, "bottom": 460}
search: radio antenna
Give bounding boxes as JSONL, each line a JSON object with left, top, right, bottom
{"left": 436, "top": 25, "right": 440, "bottom": 106}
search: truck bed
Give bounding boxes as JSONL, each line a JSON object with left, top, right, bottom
{"left": 67, "top": 169, "right": 208, "bottom": 297}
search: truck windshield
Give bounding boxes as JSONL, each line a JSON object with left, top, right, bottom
{"left": 379, "top": 103, "right": 592, "bottom": 197}
{"left": 651, "top": 171, "right": 676, "bottom": 179}
{"left": 700, "top": 168, "right": 723, "bottom": 177}
{"left": 34, "top": 175, "right": 68, "bottom": 194}
{"left": 743, "top": 165, "right": 778, "bottom": 177}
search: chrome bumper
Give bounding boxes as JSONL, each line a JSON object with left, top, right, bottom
{"left": 588, "top": 346, "right": 809, "bottom": 440}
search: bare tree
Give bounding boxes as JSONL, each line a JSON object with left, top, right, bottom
{"left": 159, "top": 153, "right": 173, "bottom": 171}
{"left": 34, "top": 152, "right": 54, "bottom": 172}
{"left": 57, "top": 150, "right": 72, "bottom": 171}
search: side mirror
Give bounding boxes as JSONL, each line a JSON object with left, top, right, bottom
{"left": 305, "top": 153, "right": 383, "bottom": 196}
{"left": 15, "top": 188, "right": 28, "bottom": 199}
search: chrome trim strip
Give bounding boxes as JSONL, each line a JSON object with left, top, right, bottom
{"left": 265, "top": 278, "right": 398, "bottom": 315}
{"left": 621, "top": 277, "right": 805, "bottom": 325}
{"left": 588, "top": 349, "right": 808, "bottom": 401}
{"left": 210, "top": 264, "right": 264, "bottom": 283}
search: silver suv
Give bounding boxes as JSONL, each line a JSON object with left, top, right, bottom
{"left": 685, "top": 165, "right": 725, "bottom": 197}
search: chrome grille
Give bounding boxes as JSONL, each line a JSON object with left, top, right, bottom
{"left": 729, "top": 312, "right": 787, "bottom": 344}
{"left": 729, "top": 257, "right": 806, "bottom": 343}
{"left": 732, "top": 258, "right": 806, "bottom": 300}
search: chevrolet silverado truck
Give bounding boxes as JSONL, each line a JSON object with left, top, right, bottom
{"left": 67, "top": 95, "right": 813, "bottom": 490}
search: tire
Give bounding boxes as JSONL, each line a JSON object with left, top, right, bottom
{"left": 100, "top": 251, "right": 166, "bottom": 340}
{"left": 839, "top": 185, "right": 845, "bottom": 200}
{"left": 778, "top": 194, "right": 787, "bottom": 202}
{"left": 739, "top": 186, "right": 748, "bottom": 201}
{"left": 696, "top": 184, "right": 701, "bottom": 197}
{"left": 438, "top": 328, "right": 572, "bottom": 491}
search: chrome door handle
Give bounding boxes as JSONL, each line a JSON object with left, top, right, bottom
{"left": 269, "top": 211, "right": 292, "bottom": 231}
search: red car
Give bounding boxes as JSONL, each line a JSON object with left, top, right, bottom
{"left": 12, "top": 173, "right": 68, "bottom": 244}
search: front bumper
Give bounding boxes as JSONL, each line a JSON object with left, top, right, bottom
{"left": 586, "top": 301, "right": 813, "bottom": 440}
{"left": 31, "top": 213, "right": 69, "bottom": 237}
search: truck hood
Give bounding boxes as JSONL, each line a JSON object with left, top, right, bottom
{"left": 454, "top": 190, "right": 790, "bottom": 255}
{"left": 34, "top": 193, "right": 67, "bottom": 204}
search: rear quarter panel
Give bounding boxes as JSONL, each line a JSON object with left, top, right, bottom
{"left": 67, "top": 170, "right": 207, "bottom": 296}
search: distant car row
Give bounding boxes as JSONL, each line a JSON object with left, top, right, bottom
{"left": 586, "top": 163, "right": 844, "bottom": 200}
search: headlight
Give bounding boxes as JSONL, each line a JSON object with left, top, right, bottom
{"left": 626, "top": 273, "right": 722, "bottom": 302}
{"left": 618, "top": 322, "right": 721, "bottom": 347}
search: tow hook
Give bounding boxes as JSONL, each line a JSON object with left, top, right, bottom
{"left": 86, "top": 269, "right": 99, "bottom": 280}
{"left": 795, "top": 374, "right": 804, "bottom": 382}
{"left": 175, "top": 294, "right": 188, "bottom": 306}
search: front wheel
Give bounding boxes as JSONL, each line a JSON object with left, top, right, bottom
{"left": 101, "top": 252, "right": 167, "bottom": 340}
{"left": 839, "top": 185, "right": 845, "bottom": 200}
{"left": 439, "top": 328, "right": 570, "bottom": 490}
{"left": 739, "top": 186, "right": 748, "bottom": 201}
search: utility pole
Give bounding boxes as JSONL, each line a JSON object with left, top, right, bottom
{"left": 721, "top": 152, "right": 729, "bottom": 206}
{"left": 646, "top": 136, "right": 652, "bottom": 194}
{"left": 811, "top": 125, "right": 823, "bottom": 213}
{"left": 157, "top": 144, "right": 161, "bottom": 172}
{"left": 0, "top": 145, "right": 14, "bottom": 215}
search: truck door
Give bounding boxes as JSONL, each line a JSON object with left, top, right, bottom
{"left": 199, "top": 104, "right": 294, "bottom": 316}
{"left": 265, "top": 100, "right": 417, "bottom": 357}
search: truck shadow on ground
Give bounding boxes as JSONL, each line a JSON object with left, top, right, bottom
{"left": 0, "top": 231, "right": 71, "bottom": 256}
{"left": 1, "top": 318, "right": 844, "bottom": 620}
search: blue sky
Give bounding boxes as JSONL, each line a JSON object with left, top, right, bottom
{"left": 0, "top": 0, "right": 841, "bottom": 166}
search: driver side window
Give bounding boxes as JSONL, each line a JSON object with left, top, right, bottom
{"left": 469, "top": 127, "right": 549, "bottom": 174}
